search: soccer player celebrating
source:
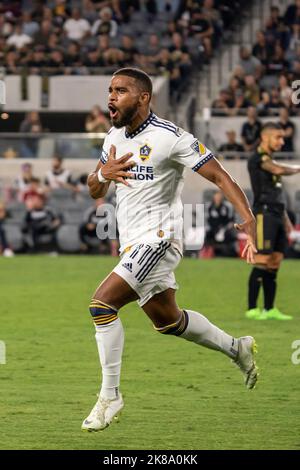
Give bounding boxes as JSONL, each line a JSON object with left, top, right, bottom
{"left": 82, "top": 68, "right": 258, "bottom": 432}
{"left": 246, "top": 123, "right": 300, "bottom": 321}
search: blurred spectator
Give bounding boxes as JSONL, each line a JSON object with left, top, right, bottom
{"left": 239, "top": 46, "right": 262, "bottom": 78}
{"left": 241, "top": 107, "right": 262, "bottom": 151}
{"left": 205, "top": 191, "right": 237, "bottom": 257}
{"left": 19, "top": 111, "right": 43, "bottom": 158}
{"left": 63, "top": 8, "right": 90, "bottom": 41}
{"left": 21, "top": 11, "right": 39, "bottom": 37}
{"left": 269, "top": 86, "right": 284, "bottom": 109}
{"left": 0, "top": 202, "right": 14, "bottom": 257}
{"left": 79, "top": 198, "right": 118, "bottom": 255}
{"left": 91, "top": 7, "right": 118, "bottom": 38}
{"left": 265, "top": 43, "right": 288, "bottom": 76}
{"left": 27, "top": 45, "right": 49, "bottom": 73}
{"left": 218, "top": 130, "right": 244, "bottom": 159}
{"left": 143, "top": 33, "right": 161, "bottom": 58}
{"left": 33, "top": 19, "right": 53, "bottom": 47}
{"left": 212, "top": 88, "right": 234, "bottom": 115}
{"left": 4, "top": 50, "right": 19, "bottom": 75}
{"left": 279, "top": 74, "right": 293, "bottom": 103}
{"left": 6, "top": 23, "right": 32, "bottom": 49}
{"left": 279, "top": 107, "right": 295, "bottom": 152}
{"left": 252, "top": 30, "right": 273, "bottom": 66}
{"left": 76, "top": 173, "right": 89, "bottom": 193}
{"left": 257, "top": 90, "right": 274, "bottom": 116}
{"left": 82, "top": 0, "right": 99, "bottom": 24}
{"left": 228, "top": 76, "right": 242, "bottom": 97}
{"left": 85, "top": 105, "right": 110, "bottom": 133}
{"left": 82, "top": 47, "right": 104, "bottom": 71}
{"left": 284, "top": 0, "right": 300, "bottom": 27}
{"left": 188, "top": 6, "right": 213, "bottom": 60}
{"left": 265, "top": 6, "right": 289, "bottom": 49}
{"left": 202, "top": 0, "right": 223, "bottom": 41}
{"left": 232, "top": 89, "right": 251, "bottom": 114}
{"left": 85, "top": 105, "right": 111, "bottom": 157}
{"left": 120, "top": 35, "right": 139, "bottom": 65}
{"left": 46, "top": 49, "right": 65, "bottom": 75}
{"left": 14, "top": 162, "right": 35, "bottom": 201}
{"left": 0, "top": 12, "right": 14, "bottom": 38}
{"left": 169, "top": 32, "right": 191, "bottom": 67}
{"left": 44, "top": 156, "right": 73, "bottom": 190}
{"left": 23, "top": 177, "right": 46, "bottom": 204}
{"left": 287, "top": 22, "right": 300, "bottom": 52}
{"left": 155, "top": 48, "right": 181, "bottom": 98}
{"left": 64, "top": 42, "right": 82, "bottom": 67}
{"left": 20, "top": 111, "right": 43, "bottom": 133}
{"left": 97, "top": 34, "right": 124, "bottom": 67}
{"left": 244, "top": 75, "right": 260, "bottom": 106}
{"left": 22, "top": 194, "right": 61, "bottom": 253}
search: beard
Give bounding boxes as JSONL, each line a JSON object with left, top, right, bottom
{"left": 111, "top": 104, "right": 138, "bottom": 128}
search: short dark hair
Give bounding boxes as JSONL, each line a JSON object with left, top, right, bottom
{"left": 261, "top": 122, "right": 282, "bottom": 134}
{"left": 113, "top": 67, "right": 152, "bottom": 98}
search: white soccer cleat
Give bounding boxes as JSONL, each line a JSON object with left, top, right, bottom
{"left": 233, "top": 336, "right": 258, "bottom": 390}
{"left": 81, "top": 394, "right": 124, "bottom": 432}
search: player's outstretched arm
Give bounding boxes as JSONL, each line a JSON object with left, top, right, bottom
{"left": 197, "top": 157, "right": 257, "bottom": 264}
{"left": 260, "top": 159, "right": 300, "bottom": 176}
{"left": 87, "top": 145, "right": 135, "bottom": 199}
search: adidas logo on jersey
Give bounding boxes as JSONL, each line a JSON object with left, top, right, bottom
{"left": 122, "top": 262, "right": 133, "bottom": 273}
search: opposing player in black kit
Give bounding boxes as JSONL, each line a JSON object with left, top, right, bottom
{"left": 246, "top": 123, "right": 300, "bottom": 320}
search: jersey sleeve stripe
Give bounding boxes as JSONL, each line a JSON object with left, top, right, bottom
{"left": 151, "top": 121, "right": 179, "bottom": 136}
{"left": 192, "top": 153, "right": 214, "bottom": 172}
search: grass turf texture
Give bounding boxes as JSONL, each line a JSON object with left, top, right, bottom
{"left": 0, "top": 256, "right": 299, "bottom": 450}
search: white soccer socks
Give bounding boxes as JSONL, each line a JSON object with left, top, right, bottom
{"left": 179, "top": 309, "right": 238, "bottom": 359}
{"left": 95, "top": 318, "right": 124, "bottom": 400}
{"left": 89, "top": 299, "right": 124, "bottom": 400}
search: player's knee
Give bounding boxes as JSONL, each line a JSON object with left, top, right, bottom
{"left": 154, "top": 310, "right": 188, "bottom": 336}
{"left": 89, "top": 299, "right": 118, "bottom": 327}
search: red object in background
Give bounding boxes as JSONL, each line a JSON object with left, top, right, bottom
{"left": 199, "top": 245, "right": 215, "bottom": 258}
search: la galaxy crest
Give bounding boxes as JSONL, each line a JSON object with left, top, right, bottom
{"left": 139, "top": 143, "right": 152, "bottom": 162}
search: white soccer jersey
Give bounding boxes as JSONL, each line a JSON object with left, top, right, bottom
{"left": 99, "top": 112, "right": 214, "bottom": 254}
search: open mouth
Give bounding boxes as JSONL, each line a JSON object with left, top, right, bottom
{"left": 108, "top": 104, "right": 118, "bottom": 119}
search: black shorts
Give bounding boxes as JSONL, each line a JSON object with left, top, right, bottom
{"left": 255, "top": 211, "right": 287, "bottom": 254}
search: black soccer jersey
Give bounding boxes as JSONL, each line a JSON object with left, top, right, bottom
{"left": 247, "top": 147, "right": 285, "bottom": 215}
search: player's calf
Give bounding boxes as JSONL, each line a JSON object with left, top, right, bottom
{"left": 154, "top": 310, "right": 189, "bottom": 336}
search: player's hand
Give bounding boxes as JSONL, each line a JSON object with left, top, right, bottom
{"left": 234, "top": 217, "right": 257, "bottom": 264}
{"left": 101, "top": 145, "right": 136, "bottom": 186}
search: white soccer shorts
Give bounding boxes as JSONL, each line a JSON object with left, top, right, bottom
{"left": 113, "top": 240, "right": 182, "bottom": 306}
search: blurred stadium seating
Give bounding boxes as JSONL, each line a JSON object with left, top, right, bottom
{"left": 0, "top": 0, "right": 299, "bottom": 256}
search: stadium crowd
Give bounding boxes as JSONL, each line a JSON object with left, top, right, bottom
{"left": 212, "top": 1, "right": 300, "bottom": 118}
{"left": 0, "top": 0, "right": 248, "bottom": 98}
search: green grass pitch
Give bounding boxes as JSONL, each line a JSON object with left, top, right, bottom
{"left": 0, "top": 256, "right": 299, "bottom": 450}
